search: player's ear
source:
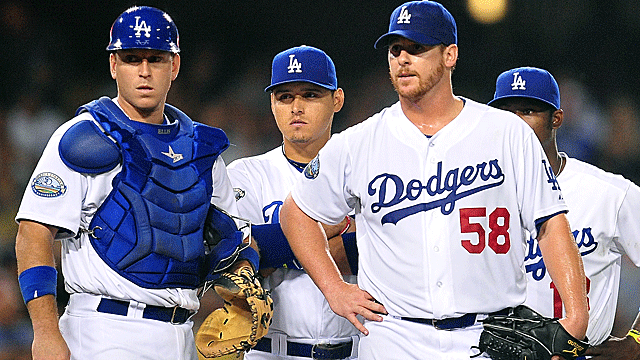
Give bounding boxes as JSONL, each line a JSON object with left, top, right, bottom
{"left": 110, "top": 53, "right": 117, "bottom": 80}
{"left": 443, "top": 44, "right": 458, "bottom": 68}
{"left": 171, "top": 54, "right": 180, "bottom": 81}
{"left": 333, "top": 88, "right": 345, "bottom": 113}
{"left": 551, "top": 109, "right": 563, "bottom": 130}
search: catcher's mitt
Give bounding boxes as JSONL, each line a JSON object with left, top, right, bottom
{"left": 475, "top": 305, "right": 588, "bottom": 360}
{"left": 196, "top": 265, "right": 273, "bottom": 359}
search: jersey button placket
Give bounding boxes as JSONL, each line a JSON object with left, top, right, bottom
{"left": 423, "top": 139, "right": 432, "bottom": 315}
{"left": 426, "top": 136, "right": 453, "bottom": 317}
{"left": 424, "top": 138, "right": 441, "bottom": 316}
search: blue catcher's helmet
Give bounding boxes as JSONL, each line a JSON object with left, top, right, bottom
{"left": 106, "top": 6, "right": 180, "bottom": 54}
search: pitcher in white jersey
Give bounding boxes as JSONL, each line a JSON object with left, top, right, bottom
{"left": 279, "top": 2, "right": 589, "bottom": 359}
{"left": 13, "top": 6, "right": 259, "bottom": 360}
{"left": 489, "top": 66, "right": 640, "bottom": 358}
{"left": 227, "top": 45, "right": 360, "bottom": 360}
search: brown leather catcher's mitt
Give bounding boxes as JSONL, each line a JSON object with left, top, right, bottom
{"left": 196, "top": 265, "right": 273, "bottom": 359}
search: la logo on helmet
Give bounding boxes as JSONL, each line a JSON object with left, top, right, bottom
{"left": 133, "top": 16, "right": 152, "bottom": 38}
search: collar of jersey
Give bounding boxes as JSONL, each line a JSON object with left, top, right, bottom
{"left": 281, "top": 143, "right": 308, "bottom": 173}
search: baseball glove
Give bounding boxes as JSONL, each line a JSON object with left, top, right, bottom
{"left": 196, "top": 265, "right": 273, "bottom": 359}
{"left": 475, "top": 305, "right": 588, "bottom": 360}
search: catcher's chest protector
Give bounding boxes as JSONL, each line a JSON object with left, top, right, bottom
{"left": 74, "top": 97, "right": 229, "bottom": 289}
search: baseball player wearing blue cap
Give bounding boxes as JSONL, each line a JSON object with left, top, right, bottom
{"left": 489, "top": 67, "right": 640, "bottom": 355}
{"left": 278, "top": 2, "right": 589, "bottom": 359}
{"left": 227, "top": 45, "right": 360, "bottom": 359}
{"left": 14, "top": 6, "right": 258, "bottom": 359}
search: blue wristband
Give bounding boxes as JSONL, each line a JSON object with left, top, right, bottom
{"left": 18, "top": 265, "right": 57, "bottom": 304}
{"left": 253, "top": 223, "right": 297, "bottom": 269}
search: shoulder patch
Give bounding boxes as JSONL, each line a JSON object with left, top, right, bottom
{"left": 304, "top": 156, "right": 320, "bottom": 179}
{"left": 233, "top": 187, "right": 246, "bottom": 201}
{"left": 31, "top": 172, "right": 67, "bottom": 197}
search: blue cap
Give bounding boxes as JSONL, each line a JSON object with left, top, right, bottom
{"left": 374, "top": 1, "right": 457, "bottom": 49}
{"left": 107, "top": 6, "right": 180, "bottom": 54}
{"left": 488, "top": 67, "right": 560, "bottom": 109}
{"left": 265, "top": 45, "right": 337, "bottom": 92}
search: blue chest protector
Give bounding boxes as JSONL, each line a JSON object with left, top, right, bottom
{"left": 61, "top": 97, "right": 229, "bottom": 289}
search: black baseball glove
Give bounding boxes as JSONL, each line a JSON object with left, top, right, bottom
{"left": 474, "top": 305, "right": 589, "bottom": 360}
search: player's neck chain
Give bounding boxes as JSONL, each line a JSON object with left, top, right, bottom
{"left": 557, "top": 153, "right": 566, "bottom": 176}
{"left": 281, "top": 143, "right": 308, "bottom": 173}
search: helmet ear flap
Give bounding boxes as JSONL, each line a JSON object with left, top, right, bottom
{"left": 106, "top": 6, "right": 180, "bottom": 54}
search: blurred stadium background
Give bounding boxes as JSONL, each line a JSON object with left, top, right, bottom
{"left": 1, "top": 1, "right": 639, "bottom": 358}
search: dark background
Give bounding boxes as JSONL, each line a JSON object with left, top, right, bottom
{"left": 3, "top": 0, "right": 640, "bottom": 168}
{"left": 1, "top": 1, "right": 639, "bottom": 358}
{"left": 3, "top": 1, "right": 639, "bottom": 112}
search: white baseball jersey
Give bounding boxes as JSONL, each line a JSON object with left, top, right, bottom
{"left": 15, "top": 99, "right": 239, "bottom": 312}
{"left": 524, "top": 155, "right": 640, "bottom": 345}
{"left": 227, "top": 147, "right": 359, "bottom": 351}
{"left": 291, "top": 99, "right": 568, "bottom": 320}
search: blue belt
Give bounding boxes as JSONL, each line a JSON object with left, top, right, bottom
{"left": 401, "top": 308, "right": 512, "bottom": 330}
{"left": 96, "top": 298, "right": 193, "bottom": 324}
{"left": 253, "top": 337, "right": 353, "bottom": 359}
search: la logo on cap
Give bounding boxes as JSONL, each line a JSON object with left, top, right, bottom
{"left": 510, "top": 72, "right": 526, "bottom": 90}
{"left": 397, "top": 6, "right": 411, "bottom": 24}
{"left": 287, "top": 54, "right": 302, "bottom": 74}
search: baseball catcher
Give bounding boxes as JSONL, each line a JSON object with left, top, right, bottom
{"left": 196, "top": 206, "right": 273, "bottom": 359}
{"left": 474, "top": 305, "right": 589, "bottom": 360}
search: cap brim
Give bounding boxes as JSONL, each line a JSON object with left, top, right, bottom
{"left": 374, "top": 30, "right": 443, "bottom": 49}
{"left": 264, "top": 79, "right": 337, "bottom": 92}
{"left": 106, "top": 45, "right": 179, "bottom": 54}
{"left": 488, "top": 94, "right": 559, "bottom": 109}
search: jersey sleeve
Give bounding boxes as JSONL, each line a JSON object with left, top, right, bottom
{"left": 210, "top": 156, "right": 250, "bottom": 237}
{"left": 226, "top": 161, "right": 265, "bottom": 224}
{"left": 15, "top": 119, "right": 87, "bottom": 237}
{"left": 613, "top": 180, "right": 640, "bottom": 265}
{"left": 516, "top": 130, "right": 568, "bottom": 239}
{"left": 211, "top": 156, "right": 236, "bottom": 211}
{"left": 290, "top": 133, "right": 354, "bottom": 225}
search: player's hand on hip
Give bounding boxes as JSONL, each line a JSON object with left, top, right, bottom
{"left": 584, "top": 335, "right": 640, "bottom": 360}
{"left": 32, "top": 331, "right": 71, "bottom": 360}
{"left": 324, "top": 281, "right": 387, "bottom": 336}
